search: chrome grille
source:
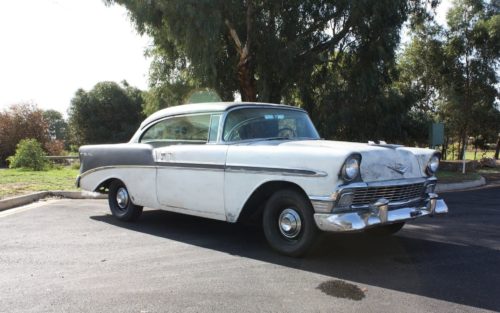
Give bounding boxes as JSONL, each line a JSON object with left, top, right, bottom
{"left": 351, "top": 183, "right": 425, "bottom": 206}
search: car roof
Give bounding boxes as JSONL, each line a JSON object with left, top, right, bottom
{"left": 139, "top": 102, "right": 305, "bottom": 129}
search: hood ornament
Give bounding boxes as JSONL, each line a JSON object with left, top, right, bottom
{"left": 387, "top": 163, "right": 407, "bottom": 174}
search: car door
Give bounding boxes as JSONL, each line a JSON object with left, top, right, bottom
{"left": 141, "top": 113, "right": 227, "bottom": 220}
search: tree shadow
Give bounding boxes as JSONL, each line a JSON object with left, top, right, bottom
{"left": 91, "top": 205, "right": 500, "bottom": 311}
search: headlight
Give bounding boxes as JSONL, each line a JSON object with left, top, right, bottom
{"left": 426, "top": 154, "right": 440, "bottom": 175}
{"left": 341, "top": 155, "right": 361, "bottom": 182}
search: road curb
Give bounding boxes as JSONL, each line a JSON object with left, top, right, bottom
{"left": 0, "top": 191, "right": 106, "bottom": 212}
{"left": 436, "top": 176, "right": 486, "bottom": 193}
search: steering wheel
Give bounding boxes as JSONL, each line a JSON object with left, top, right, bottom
{"left": 277, "top": 127, "right": 296, "bottom": 138}
{"left": 225, "top": 117, "right": 262, "bottom": 141}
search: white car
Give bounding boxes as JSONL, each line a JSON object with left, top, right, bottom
{"left": 77, "top": 102, "right": 448, "bottom": 256}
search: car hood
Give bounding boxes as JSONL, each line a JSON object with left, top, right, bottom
{"left": 242, "top": 139, "right": 433, "bottom": 181}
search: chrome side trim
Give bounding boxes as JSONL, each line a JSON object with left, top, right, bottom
{"left": 156, "top": 162, "right": 225, "bottom": 171}
{"left": 226, "top": 165, "right": 327, "bottom": 177}
{"left": 79, "top": 165, "right": 157, "bottom": 179}
{"left": 80, "top": 164, "right": 327, "bottom": 178}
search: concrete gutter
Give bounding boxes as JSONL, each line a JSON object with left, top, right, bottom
{"left": 436, "top": 176, "right": 486, "bottom": 193}
{"left": 0, "top": 191, "right": 106, "bottom": 212}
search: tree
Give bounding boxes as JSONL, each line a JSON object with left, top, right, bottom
{"left": 397, "top": 24, "right": 447, "bottom": 115}
{"left": 105, "top": 0, "right": 431, "bottom": 105}
{"left": 440, "top": 0, "right": 499, "bottom": 159}
{"left": 395, "top": 0, "right": 499, "bottom": 154}
{"left": 0, "top": 103, "right": 49, "bottom": 166}
{"left": 67, "top": 81, "right": 145, "bottom": 145}
{"left": 7, "top": 139, "right": 48, "bottom": 171}
{"left": 43, "top": 110, "right": 67, "bottom": 140}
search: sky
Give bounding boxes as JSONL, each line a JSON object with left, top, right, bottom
{"left": 0, "top": 0, "right": 453, "bottom": 116}
{"left": 0, "top": 0, "right": 151, "bottom": 115}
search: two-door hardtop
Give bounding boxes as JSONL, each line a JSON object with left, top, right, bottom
{"left": 78, "top": 102, "right": 448, "bottom": 256}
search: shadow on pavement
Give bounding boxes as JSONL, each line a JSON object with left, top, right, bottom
{"left": 91, "top": 187, "right": 500, "bottom": 311}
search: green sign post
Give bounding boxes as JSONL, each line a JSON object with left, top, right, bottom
{"left": 429, "top": 123, "right": 444, "bottom": 148}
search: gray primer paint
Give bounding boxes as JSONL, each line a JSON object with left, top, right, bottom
{"left": 79, "top": 144, "right": 155, "bottom": 174}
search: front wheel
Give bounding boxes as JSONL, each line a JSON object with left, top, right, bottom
{"left": 108, "top": 180, "right": 143, "bottom": 222}
{"left": 262, "top": 189, "right": 319, "bottom": 257}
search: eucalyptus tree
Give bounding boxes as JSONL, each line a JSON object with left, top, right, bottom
{"left": 440, "top": 0, "right": 499, "bottom": 159}
{"left": 105, "top": 0, "right": 431, "bottom": 106}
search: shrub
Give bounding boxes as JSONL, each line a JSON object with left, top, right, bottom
{"left": 0, "top": 103, "right": 49, "bottom": 166}
{"left": 7, "top": 139, "right": 48, "bottom": 171}
{"left": 44, "top": 140, "right": 65, "bottom": 155}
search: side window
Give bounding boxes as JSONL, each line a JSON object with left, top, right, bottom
{"left": 140, "top": 114, "right": 212, "bottom": 146}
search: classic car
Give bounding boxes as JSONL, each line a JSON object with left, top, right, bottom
{"left": 77, "top": 102, "right": 448, "bottom": 256}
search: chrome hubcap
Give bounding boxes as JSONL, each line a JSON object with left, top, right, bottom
{"left": 278, "top": 208, "right": 302, "bottom": 239}
{"left": 116, "top": 187, "right": 129, "bottom": 210}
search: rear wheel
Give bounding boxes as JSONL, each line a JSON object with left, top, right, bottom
{"left": 262, "top": 189, "right": 318, "bottom": 257}
{"left": 108, "top": 180, "right": 143, "bottom": 222}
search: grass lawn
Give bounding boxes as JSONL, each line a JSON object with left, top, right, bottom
{"left": 436, "top": 171, "right": 482, "bottom": 183}
{"left": 445, "top": 150, "right": 496, "bottom": 160}
{"left": 0, "top": 167, "right": 79, "bottom": 199}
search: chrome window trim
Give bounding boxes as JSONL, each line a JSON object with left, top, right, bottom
{"left": 134, "top": 111, "right": 225, "bottom": 144}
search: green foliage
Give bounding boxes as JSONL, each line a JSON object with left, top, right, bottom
{"left": 70, "top": 160, "right": 81, "bottom": 170}
{"left": 396, "top": 0, "right": 499, "bottom": 150}
{"left": 67, "top": 81, "right": 145, "bottom": 145}
{"left": 142, "top": 79, "right": 194, "bottom": 116}
{"left": 107, "top": 0, "right": 435, "bottom": 119}
{"left": 7, "top": 139, "right": 48, "bottom": 171}
{"left": 43, "top": 110, "right": 67, "bottom": 141}
{"left": 0, "top": 103, "right": 50, "bottom": 166}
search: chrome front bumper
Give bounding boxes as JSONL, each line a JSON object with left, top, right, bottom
{"left": 313, "top": 194, "right": 448, "bottom": 232}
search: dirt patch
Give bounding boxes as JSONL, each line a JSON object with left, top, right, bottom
{"left": 317, "top": 279, "right": 366, "bottom": 301}
{"left": 0, "top": 183, "right": 33, "bottom": 199}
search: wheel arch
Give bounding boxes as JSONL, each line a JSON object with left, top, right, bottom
{"left": 236, "top": 180, "right": 309, "bottom": 223}
{"left": 94, "top": 177, "right": 121, "bottom": 193}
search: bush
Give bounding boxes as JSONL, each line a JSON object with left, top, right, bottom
{"left": 44, "top": 140, "right": 65, "bottom": 155}
{"left": 0, "top": 103, "right": 50, "bottom": 166}
{"left": 7, "top": 139, "right": 48, "bottom": 171}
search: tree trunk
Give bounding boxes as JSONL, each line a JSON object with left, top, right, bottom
{"left": 237, "top": 58, "right": 256, "bottom": 101}
{"left": 495, "top": 137, "right": 500, "bottom": 160}
{"left": 226, "top": 1, "right": 256, "bottom": 102}
{"left": 459, "top": 134, "right": 467, "bottom": 161}
{"left": 474, "top": 136, "right": 478, "bottom": 160}
{"left": 442, "top": 135, "right": 449, "bottom": 160}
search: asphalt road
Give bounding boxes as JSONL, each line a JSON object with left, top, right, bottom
{"left": 0, "top": 187, "right": 499, "bottom": 313}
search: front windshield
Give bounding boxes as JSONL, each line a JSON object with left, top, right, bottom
{"left": 223, "top": 107, "right": 320, "bottom": 142}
